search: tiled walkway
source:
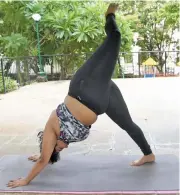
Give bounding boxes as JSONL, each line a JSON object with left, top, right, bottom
{"left": 0, "top": 78, "right": 179, "bottom": 158}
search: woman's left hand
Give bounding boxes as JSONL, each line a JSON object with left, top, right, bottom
{"left": 7, "top": 178, "right": 28, "bottom": 188}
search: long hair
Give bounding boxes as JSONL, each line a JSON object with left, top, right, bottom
{"left": 37, "top": 131, "right": 60, "bottom": 164}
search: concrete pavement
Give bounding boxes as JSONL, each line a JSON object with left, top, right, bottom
{"left": 0, "top": 77, "right": 179, "bottom": 158}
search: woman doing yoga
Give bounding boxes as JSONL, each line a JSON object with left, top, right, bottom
{"left": 7, "top": 3, "right": 155, "bottom": 188}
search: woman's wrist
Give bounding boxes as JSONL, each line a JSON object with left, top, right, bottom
{"left": 24, "top": 177, "right": 31, "bottom": 184}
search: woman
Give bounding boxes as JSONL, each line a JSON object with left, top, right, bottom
{"left": 7, "top": 3, "right": 155, "bottom": 188}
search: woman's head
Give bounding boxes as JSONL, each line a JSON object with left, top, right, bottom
{"left": 37, "top": 131, "right": 61, "bottom": 164}
{"left": 55, "top": 139, "right": 68, "bottom": 152}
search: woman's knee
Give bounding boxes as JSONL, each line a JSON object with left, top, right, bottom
{"left": 118, "top": 119, "right": 134, "bottom": 132}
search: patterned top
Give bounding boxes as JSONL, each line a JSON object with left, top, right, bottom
{"left": 56, "top": 103, "right": 91, "bottom": 144}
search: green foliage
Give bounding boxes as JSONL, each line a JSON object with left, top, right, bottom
{"left": 121, "top": 0, "right": 179, "bottom": 72}
{"left": 117, "top": 16, "right": 133, "bottom": 52}
{"left": 0, "top": 70, "right": 2, "bottom": 85}
{"left": 112, "top": 64, "right": 120, "bottom": 78}
{"left": 0, "top": 0, "right": 179, "bottom": 79}
{"left": 40, "top": 1, "right": 107, "bottom": 55}
{"left": 158, "top": 1, "right": 179, "bottom": 27}
{"left": 0, "top": 75, "right": 18, "bottom": 93}
{"left": 0, "top": 1, "right": 33, "bottom": 56}
{"left": 0, "top": 1, "right": 133, "bottom": 57}
{"left": 0, "top": 33, "right": 29, "bottom": 57}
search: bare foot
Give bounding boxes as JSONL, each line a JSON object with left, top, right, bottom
{"left": 130, "top": 153, "right": 155, "bottom": 166}
{"left": 28, "top": 154, "right": 40, "bottom": 162}
{"left": 105, "top": 3, "right": 119, "bottom": 17}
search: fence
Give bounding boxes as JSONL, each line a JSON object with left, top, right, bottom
{"left": 0, "top": 50, "right": 179, "bottom": 93}
{"left": 118, "top": 50, "right": 180, "bottom": 78}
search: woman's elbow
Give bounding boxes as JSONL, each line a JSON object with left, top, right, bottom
{"left": 39, "top": 156, "right": 49, "bottom": 165}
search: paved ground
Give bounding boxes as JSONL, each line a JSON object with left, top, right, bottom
{"left": 0, "top": 77, "right": 179, "bottom": 159}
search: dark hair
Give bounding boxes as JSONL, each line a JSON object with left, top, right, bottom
{"left": 37, "top": 131, "right": 60, "bottom": 164}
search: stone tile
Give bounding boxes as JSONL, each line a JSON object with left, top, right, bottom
{"left": 0, "top": 135, "right": 39, "bottom": 147}
{"left": 82, "top": 130, "right": 114, "bottom": 145}
{"left": 7, "top": 136, "right": 27, "bottom": 145}
{"left": 155, "top": 144, "right": 180, "bottom": 150}
{"left": 0, "top": 144, "right": 39, "bottom": 156}
{"left": 0, "top": 123, "right": 38, "bottom": 136}
{"left": 150, "top": 128, "right": 179, "bottom": 145}
{"left": 0, "top": 78, "right": 179, "bottom": 166}
{"left": 61, "top": 142, "right": 91, "bottom": 156}
{"left": 113, "top": 130, "right": 154, "bottom": 155}
{"left": 147, "top": 117, "right": 179, "bottom": 145}
{"left": 0, "top": 136, "right": 14, "bottom": 146}
{"left": 19, "top": 135, "right": 39, "bottom": 146}
{"left": 91, "top": 142, "right": 112, "bottom": 151}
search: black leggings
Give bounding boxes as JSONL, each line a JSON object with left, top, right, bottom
{"left": 68, "top": 13, "right": 152, "bottom": 155}
{"left": 106, "top": 80, "right": 152, "bottom": 155}
{"left": 68, "top": 13, "right": 120, "bottom": 114}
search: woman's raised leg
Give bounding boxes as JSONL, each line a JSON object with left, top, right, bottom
{"left": 68, "top": 4, "right": 121, "bottom": 115}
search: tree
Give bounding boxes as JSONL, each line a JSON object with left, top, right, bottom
{"left": 0, "top": 1, "right": 133, "bottom": 79}
{"left": 0, "top": 33, "right": 29, "bottom": 84}
{"left": 27, "top": 1, "right": 133, "bottom": 78}
{"left": 120, "top": 0, "right": 179, "bottom": 72}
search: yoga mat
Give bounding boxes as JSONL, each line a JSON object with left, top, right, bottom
{"left": 0, "top": 154, "right": 179, "bottom": 194}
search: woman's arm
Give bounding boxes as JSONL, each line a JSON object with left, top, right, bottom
{"left": 7, "top": 121, "right": 57, "bottom": 188}
{"left": 25, "top": 123, "right": 57, "bottom": 183}
{"left": 25, "top": 159, "right": 48, "bottom": 184}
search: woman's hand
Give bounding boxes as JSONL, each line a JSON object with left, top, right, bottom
{"left": 7, "top": 178, "right": 28, "bottom": 188}
{"left": 6, "top": 117, "right": 57, "bottom": 189}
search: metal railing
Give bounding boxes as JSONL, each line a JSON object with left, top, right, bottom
{"left": 0, "top": 50, "right": 179, "bottom": 93}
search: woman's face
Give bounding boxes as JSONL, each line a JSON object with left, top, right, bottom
{"left": 55, "top": 140, "right": 68, "bottom": 152}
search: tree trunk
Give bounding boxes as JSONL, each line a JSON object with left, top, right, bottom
{"left": 4, "top": 59, "right": 13, "bottom": 76}
{"left": 117, "top": 57, "right": 123, "bottom": 78}
{"left": 60, "top": 65, "right": 67, "bottom": 80}
{"left": 24, "top": 60, "right": 30, "bottom": 84}
{"left": 58, "top": 57, "right": 67, "bottom": 80}
{"left": 16, "top": 59, "right": 23, "bottom": 85}
{"left": 30, "top": 57, "right": 39, "bottom": 75}
{"left": 151, "top": 52, "right": 164, "bottom": 73}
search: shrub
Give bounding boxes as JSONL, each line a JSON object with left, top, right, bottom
{"left": 0, "top": 76, "right": 18, "bottom": 93}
